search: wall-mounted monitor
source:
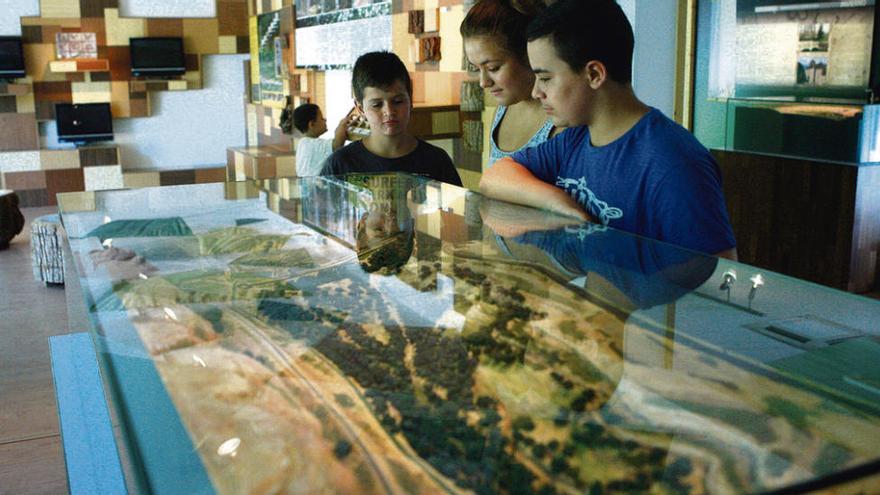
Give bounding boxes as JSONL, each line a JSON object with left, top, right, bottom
{"left": 0, "top": 37, "right": 26, "bottom": 80}
{"left": 55, "top": 103, "right": 114, "bottom": 145}
{"left": 129, "top": 37, "right": 185, "bottom": 77}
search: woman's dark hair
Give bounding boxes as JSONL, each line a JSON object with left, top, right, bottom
{"left": 352, "top": 51, "right": 412, "bottom": 103}
{"left": 527, "top": 0, "right": 633, "bottom": 84}
{"left": 460, "top": 0, "right": 545, "bottom": 61}
{"left": 292, "top": 103, "right": 319, "bottom": 134}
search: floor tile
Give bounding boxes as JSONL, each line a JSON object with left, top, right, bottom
{"left": 0, "top": 364, "right": 59, "bottom": 443}
{"left": 0, "top": 435, "right": 68, "bottom": 495}
{"left": 0, "top": 207, "right": 69, "bottom": 491}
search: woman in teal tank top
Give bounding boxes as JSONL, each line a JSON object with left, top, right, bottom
{"left": 460, "top": 0, "right": 560, "bottom": 167}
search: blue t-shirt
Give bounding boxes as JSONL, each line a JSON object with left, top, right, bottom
{"left": 511, "top": 108, "right": 736, "bottom": 255}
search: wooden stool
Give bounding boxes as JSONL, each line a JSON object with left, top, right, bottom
{"left": 31, "top": 214, "right": 65, "bottom": 285}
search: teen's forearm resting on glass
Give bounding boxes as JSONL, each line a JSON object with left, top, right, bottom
{"left": 480, "top": 157, "right": 592, "bottom": 222}
{"left": 481, "top": 158, "right": 738, "bottom": 261}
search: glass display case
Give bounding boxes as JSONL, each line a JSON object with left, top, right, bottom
{"left": 57, "top": 174, "right": 880, "bottom": 494}
{"left": 694, "top": 0, "right": 879, "bottom": 163}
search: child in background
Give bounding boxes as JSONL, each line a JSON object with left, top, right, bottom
{"left": 321, "top": 51, "right": 462, "bottom": 186}
{"left": 294, "top": 103, "right": 350, "bottom": 177}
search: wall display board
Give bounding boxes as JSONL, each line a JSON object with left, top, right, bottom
{"left": 694, "top": 0, "right": 878, "bottom": 159}
{"left": 709, "top": 0, "right": 876, "bottom": 100}
{"left": 256, "top": 10, "right": 286, "bottom": 107}
{"left": 294, "top": 0, "right": 391, "bottom": 70}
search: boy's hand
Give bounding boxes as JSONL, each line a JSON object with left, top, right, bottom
{"left": 332, "top": 107, "right": 356, "bottom": 150}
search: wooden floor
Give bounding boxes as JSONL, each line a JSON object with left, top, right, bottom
{"left": 0, "top": 206, "right": 878, "bottom": 495}
{"left": 0, "top": 206, "right": 69, "bottom": 495}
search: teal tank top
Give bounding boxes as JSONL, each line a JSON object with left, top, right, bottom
{"left": 488, "top": 105, "right": 555, "bottom": 166}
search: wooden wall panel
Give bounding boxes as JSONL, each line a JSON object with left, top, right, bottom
{"left": 0, "top": 96, "right": 17, "bottom": 113}
{"left": 40, "top": 150, "right": 81, "bottom": 170}
{"left": 33, "top": 81, "right": 72, "bottom": 120}
{"left": 79, "top": 146, "right": 119, "bottom": 167}
{"left": 80, "top": 0, "right": 120, "bottom": 18}
{"left": 4, "top": 171, "right": 47, "bottom": 190}
{"left": 218, "top": 1, "right": 249, "bottom": 36}
{"left": 16, "top": 189, "right": 49, "bottom": 207}
{"left": 851, "top": 167, "right": 880, "bottom": 292}
{"left": 24, "top": 43, "right": 61, "bottom": 82}
{"left": 194, "top": 167, "right": 227, "bottom": 184}
{"left": 109, "top": 81, "right": 130, "bottom": 116}
{"left": 0, "top": 114, "right": 40, "bottom": 151}
{"left": 146, "top": 18, "right": 183, "bottom": 37}
{"left": 16, "top": 92, "right": 36, "bottom": 114}
{"left": 183, "top": 19, "right": 220, "bottom": 53}
{"left": 71, "top": 81, "right": 112, "bottom": 103}
{"left": 20, "top": 26, "right": 44, "bottom": 43}
{"left": 41, "top": 0, "right": 82, "bottom": 19}
{"left": 45, "top": 169, "right": 85, "bottom": 206}
{"left": 80, "top": 18, "right": 108, "bottom": 45}
{"left": 159, "top": 170, "right": 196, "bottom": 186}
{"left": 105, "top": 46, "right": 130, "bottom": 81}
{"left": 713, "top": 150, "right": 875, "bottom": 292}
{"left": 103, "top": 9, "right": 145, "bottom": 46}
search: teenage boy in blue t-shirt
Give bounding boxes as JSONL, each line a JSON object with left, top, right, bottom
{"left": 479, "top": 0, "right": 737, "bottom": 259}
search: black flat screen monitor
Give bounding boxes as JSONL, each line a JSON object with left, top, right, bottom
{"left": 55, "top": 103, "right": 114, "bottom": 145}
{"left": 0, "top": 37, "right": 25, "bottom": 80}
{"left": 129, "top": 37, "right": 185, "bottom": 77}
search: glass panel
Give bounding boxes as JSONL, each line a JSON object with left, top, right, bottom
{"left": 724, "top": 97, "right": 865, "bottom": 162}
{"left": 694, "top": 0, "right": 878, "bottom": 163}
{"left": 707, "top": 0, "right": 874, "bottom": 101}
{"left": 58, "top": 174, "right": 880, "bottom": 495}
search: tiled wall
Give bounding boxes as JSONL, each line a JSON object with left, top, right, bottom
{"left": 0, "top": 0, "right": 251, "bottom": 205}
{"left": 17, "top": 0, "right": 249, "bottom": 122}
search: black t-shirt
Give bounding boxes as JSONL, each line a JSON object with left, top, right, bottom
{"left": 321, "top": 140, "right": 462, "bottom": 186}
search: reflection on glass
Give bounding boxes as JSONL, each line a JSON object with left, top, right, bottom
{"left": 58, "top": 175, "right": 880, "bottom": 494}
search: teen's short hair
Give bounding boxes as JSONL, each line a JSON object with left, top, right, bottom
{"left": 459, "top": 0, "right": 545, "bottom": 62}
{"left": 527, "top": 0, "right": 634, "bottom": 84}
{"left": 352, "top": 51, "right": 412, "bottom": 103}
{"left": 293, "top": 103, "right": 320, "bottom": 134}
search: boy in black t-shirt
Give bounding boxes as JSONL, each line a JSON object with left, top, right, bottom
{"left": 321, "top": 51, "right": 463, "bottom": 186}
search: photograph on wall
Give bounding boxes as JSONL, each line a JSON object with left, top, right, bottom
{"left": 295, "top": 0, "right": 386, "bottom": 19}
{"left": 257, "top": 10, "right": 285, "bottom": 107}
{"left": 55, "top": 32, "right": 97, "bottom": 59}
{"left": 274, "top": 37, "right": 285, "bottom": 78}
{"left": 796, "top": 23, "right": 830, "bottom": 85}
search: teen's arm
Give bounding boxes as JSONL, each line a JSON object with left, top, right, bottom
{"left": 480, "top": 157, "right": 591, "bottom": 221}
{"left": 331, "top": 116, "right": 350, "bottom": 151}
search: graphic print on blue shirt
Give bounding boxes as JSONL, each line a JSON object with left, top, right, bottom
{"left": 511, "top": 108, "right": 737, "bottom": 255}
{"left": 554, "top": 176, "right": 623, "bottom": 225}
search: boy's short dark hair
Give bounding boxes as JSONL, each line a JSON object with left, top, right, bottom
{"left": 352, "top": 51, "right": 413, "bottom": 103}
{"left": 527, "top": 0, "right": 634, "bottom": 84}
{"left": 293, "top": 103, "right": 320, "bottom": 134}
